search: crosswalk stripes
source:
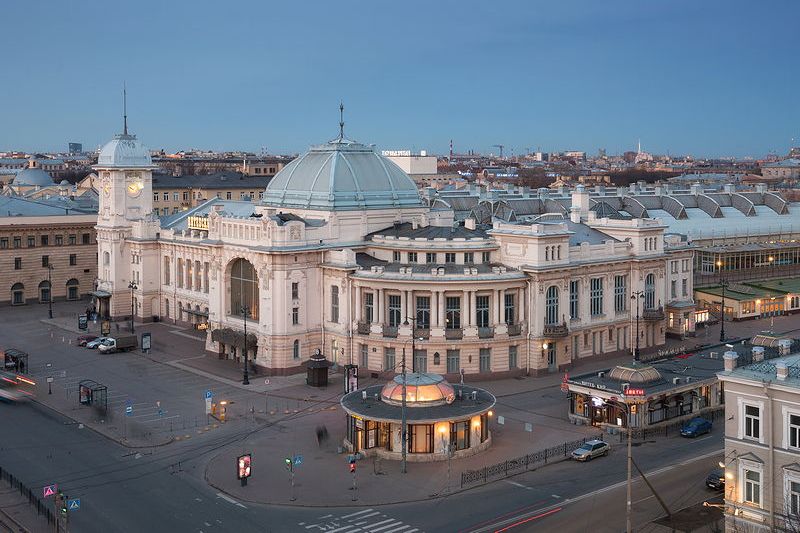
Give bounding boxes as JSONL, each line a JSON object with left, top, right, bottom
{"left": 299, "top": 508, "right": 421, "bottom": 533}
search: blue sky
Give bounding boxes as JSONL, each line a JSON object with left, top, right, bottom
{"left": 1, "top": 0, "right": 798, "bottom": 157}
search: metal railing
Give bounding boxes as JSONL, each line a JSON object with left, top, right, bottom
{"left": 507, "top": 323, "right": 522, "bottom": 336}
{"left": 356, "top": 321, "right": 370, "bottom": 335}
{"left": 0, "top": 464, "right": 57, "bottom": 528}
{"left": 543, "top": 322, "right": 569, "bottom": 337}
{"left": 445, "top": 328, "right": 463, "bottom": 340}
{"left": 478, "top": 327, "right": 494, "bottom": 339}
{"left": 620, "top": 406, "right": 725, "bottom": 442}
{"left": 460, "top": 437, "right": 593, "bottom": 488}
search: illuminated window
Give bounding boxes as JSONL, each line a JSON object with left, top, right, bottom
{"left": 229, "top": 258, "right": 259, "bottom": 320}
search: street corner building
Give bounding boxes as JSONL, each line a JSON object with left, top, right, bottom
{"left": 93, "top": 122, "right": 695, "bottom": 378}
{"left": 341, "top": 372, "right": 495, "bottom": 460}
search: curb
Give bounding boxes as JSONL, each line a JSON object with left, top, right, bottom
{"left": 29, "top": 398, "right": 175, "bottom": 450}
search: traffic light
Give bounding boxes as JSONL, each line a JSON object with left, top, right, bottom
{"left": 630, "top": 404, "right": 638, "bottom": 414}
{"left": 284, "top": 457, "right": 292, "bottom": 472}
{"left": 350, "top": 462, "right": 356, "bottom": 473}
{"left": 57, "top": 492, "right": 68, "bottom": 516}
{"left": 237, "top": 454, "right": 252, "bottom": 480}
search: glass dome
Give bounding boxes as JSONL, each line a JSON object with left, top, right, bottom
{"left": 380, "top": 373, "right": 456, "bottom": 407}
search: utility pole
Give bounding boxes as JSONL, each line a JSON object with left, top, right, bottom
{"left": 626, "top": 401, "right": 632, "bottom": 533}
{"left": 716, "top": 260, "right": 727, "bottom": 342}
{"left": 241, "top": 306, "right": 250, "bottom": 385}
{"left": 401, "top": 345, "right": 407, "bottom": 474}
{"left": 128, "top": 281, "right": 137, "bottom": 333}
{"left": 630, "top": 291, "right": 643, "bottom": 363}
{"left": 47, "top": 264, "right": 54, "bottom": 319}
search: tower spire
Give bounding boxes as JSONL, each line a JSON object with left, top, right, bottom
{"left": 123, "top": 82, "right": 128, "bottom": 135}
{"left": 338, "top": 102, "right": 344, "bottom": 139}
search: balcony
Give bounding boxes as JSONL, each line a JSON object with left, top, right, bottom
{"left": 478, "top": 327, "right": 495, "bottom": 339}
{"left": 413, "top": 328, "right": 430, "bottom": 340}
{"left": 382, "top": 325, "right": 399, "bottom": 338}
{"left": 543, "top": 322, "right": 569, "bottom": 338}
{"left": 445, "top": 328, "right": 463, "bottom": 340}
{"left": 357, "top": 321, "right": 371, "bottom": 335}
{"left": 643, "top": 306, "right": 665, "bottom": 321}
{"left": 507, "top": 323, "right": 522, "bottom": 336}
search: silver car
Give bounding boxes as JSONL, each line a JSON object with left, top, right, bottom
{"left": 85, "top": 337, "right": 111, "bottom": 349}
{"left": 571, "top": 439, "right": 610, "bottom": 462}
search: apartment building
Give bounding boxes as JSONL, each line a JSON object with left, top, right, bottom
{"left": 151, "top": 172, "right": 272, "bottom": 216}
{"left": 717, "top": 344, "right": 800, "bottom": 531}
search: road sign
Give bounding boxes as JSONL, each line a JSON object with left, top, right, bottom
{"left": 293, "top": 455, "right": 303, "bottom": 466}
{"left": 78, "top": 315, "right": 88, "bottom": 330}
{"left": 141, "top": 333, "right": 151, "bottom": 352}
{"left": 43, "top": 484, "right": 57, "bottom": 498}
{"left": 67, "top": 499, "right": 80, "bottom": 511}
{"left": 125, "top": 399, "right": 133, "bottom": 416}
{"left": 497, "top": 416, "right": 505, "bottom": 425}
{"left": 524, "top": 422, "right": 533, "bottom": 433}
{"left": 205, "top": 390, "right": 213, "bottom": 400}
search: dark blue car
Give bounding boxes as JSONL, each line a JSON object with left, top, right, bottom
{"left": 680, "top": 417, "right": 712, "bottom": 438}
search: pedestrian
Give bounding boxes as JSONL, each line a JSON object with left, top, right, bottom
{"left": 316, "top": 426, "right": 323, "bottom": 447}
{"left": 321, "top": 424, "right": 329, "bottom": 443}
{"left": 115, "top": 322, "right": 120, "bottom": 333}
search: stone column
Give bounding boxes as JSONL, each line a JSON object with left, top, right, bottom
{"left": 437, "top": 291, "right": 445, "bottom": 327}
{"left": 496, "top": 288, "right": 504, "bottom": 325}
{"left": 354, "top": 285, "right": 362, "bottom": 323}
{"left": 518, "top": 287, "right": 525, "bottom": 323}
{"left": 400, "top": 289, "right": 407, "bottom": 324}
{"left": 377, "top": 289, "right": 384, "bottom": 324}
{"left": 463, "top": 290, "right": 472, "bottom": 327}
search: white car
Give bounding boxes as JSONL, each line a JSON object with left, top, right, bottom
{"left": 571, "top": 439, "right": 611, "bottom": 462}
{"left": 85, "top": 337, "right": 111, "bottom": 349}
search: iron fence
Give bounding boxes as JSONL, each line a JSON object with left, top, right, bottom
{"left": 0, "top": 464, "right": 58, "bottom": 528}
{"left": 460, "top": 437, "right": 593, "bottom": 488}
{"left": 620, "top": 406, "right": 725, "bottom": 442}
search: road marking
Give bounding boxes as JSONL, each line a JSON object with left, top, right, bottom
{"left": 494, "top": 507, "right": 562, "bottom": 533}
{"left": 381, "top": 526, "right": 410, "bottom": 533}
{"left": 215, "top": 492, "right": 245, "bottom": 508}
{"left": 349, "top": 511, "right": 380, "bottom": 521}
{"left": 633, "top": 495, "right": 655, "bottom": 504}
{"left": 370, "top": 521, "right": 402, "bottom": 532}
{"left": 551, "top": 494, "right": 560, "bottom": 499}
{"left": 505, "top": 480, "right": 530, "bottom": 490}
{"left": 327, "top": 526, "right": 357, "bottom": 533}
{"left": 363, "top": 519, "right": 394, "bottom": 529}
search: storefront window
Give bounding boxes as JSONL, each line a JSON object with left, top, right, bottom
{"left": 450, "top": 420, "right": 470, "bottom": 451}
{"left": 409, "top": 424, "right": 433, "bottom": 453}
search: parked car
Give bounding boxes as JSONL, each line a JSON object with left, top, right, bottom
{"left": 571, "top": 439, "right": 610, "bottom": 462}
{"left": 77, "top": 335, "right": 98, "bottom": 347}
{"left": 680, "top": 417, "right": 712, "bottom": 438}
{"left": 86, "top": 337, "right": 111, "bottom": 349}
{"left": 706, "top": 467, "right": 725, "bottom": 490}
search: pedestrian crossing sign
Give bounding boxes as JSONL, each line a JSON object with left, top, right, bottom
{"left": 67, "top": 499, "right": 80, "bottom": 511}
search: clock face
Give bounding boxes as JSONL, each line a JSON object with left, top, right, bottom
{"left": 126, "top": 181, "right": 143, "bottom": 198}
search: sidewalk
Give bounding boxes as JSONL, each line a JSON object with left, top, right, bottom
{"left": 0, "top": 482, "right": 50, "bottom": 533}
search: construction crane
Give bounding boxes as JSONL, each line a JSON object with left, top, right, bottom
{"left": 492, "top": 144, "right": 505, "bottom": 158}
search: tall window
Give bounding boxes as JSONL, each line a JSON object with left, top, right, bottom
{"left": 292, "top": 307, "right": 299, "bottom": 325}
{"left": 11, "top": 283, "right": 24, "bottom": 305}
{"left": 66, "top": 279, "right": 79, "bottom": 300}
{"left": 364, "top": 293, "right": 374, "bottom": 324}
{"left": 790, "top": 480, "right": 800, "bottom": 516}
{"left": 446, "top": 350, "right": 460, "bottom": 373}
{"left": 383, "top": 348, "right": 396, "bottom": 371}
{"left": 476, "top": 295, "right": 490, "bottom": 328}
{"left": 570, "top": 280, "right": 579, "bottom": 319}
{"left": 164, "top": 257, "right": 170, "bottom": 285}
{"left": 479, "top": 348, "right": 491, "bottom": 372}
{"left": 388, "top": 295, "right": 401, "bottom": 327}
{"left": 590, "top": 278, "right": 604, "bottom": 316}
{"left": 42, "top": 255, "right": 49, "bottom": 267}
{"left": 545, "top": 286, "right": 559, "bottom": 325}
{"left": 426, "top": 252, "right": 436, "bottom": 264}
{"left": 445, "top": 253, "right": 456, "bottom": 263}
{"left": 291, "top": 282, "right": 299, "bottom": 299}
{"left": 39, "top": 281, "right": 51, "bottom": 303}
{"left": 416, "top": 296, "right": 430, "bottom": 329}
{"left": 229, "top": 258, "right": 259, "bottom": 319}
{"left": 446, "top": 297, "right": 461, "bottom": 329}
{"left": 744, "top": 469, "right": 761, "bottom": 506}
{"left": 504, "top": 293, "right": 515, "bottom": 325}
{"left": 14, "top": 257, "right": 21, "bottom": 270}
{"left": 508, "top": 345, "right": 518, "bottom": 369}
{"left": 745, "top": 405, "right": 760, "bottom": 440}
{"left": 464, "top": 252, "right": 474, "bottom": 264}
{"left": 682, "top": 279, "right": 688, "bottom": 297}
{"left": 292, "top": 340, "right": 300, "bottom": 359}
{"left": 482, "top": 251, "right": 490, "bottom": 263}
{"left": 414, "top": 350, "right": 427, "bottom": 373}
{"left": 331, "top": 286, "right": 339, "bottom": 323}
{"left": 670, "top": 280, "right": 677, "bottom": 299}
{"left": 614, "top": 275, "right": 627, "bottom": 312}
{"left": 644, "top": 273, "right": 655, "bottom": 309}
{"left": 360, "top": 344, "right": 369, "bottom": 368}
{"left": 790, "top": 413, "right": 800, "bottom": 449}
{"left": 177, "top": 258, "right": 184, "bottom": 288}
{"left": 450, "top": 420, "right": 470, "bottom": 451}
{"left": 408, "top": 252, "right": 417, "bottom": 263}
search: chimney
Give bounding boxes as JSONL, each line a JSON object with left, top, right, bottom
{"left": 778, "top": 339, "right": 792, "bottom": 355}
{"left": 752, "top": 346, "right": 765, "bottom": 362}
{"left": 776, "top": 361, "right": 788, "bottom": 381}
{"left": 572, "top": 184, "right": 589, "bottom": 220}
{"left": 570, "top": 205, "right": 581, "bottom": 223}
{"left": 464, "top": 218, "right": 476, "bottom": 230}
{"left": 723, "top": 351, "right": 739, "bottom": 371}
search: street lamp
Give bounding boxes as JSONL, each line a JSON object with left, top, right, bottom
{"left": 241, "top": 306, "right": 250, "bottom": 385}
{"left": 399, "top": 324, "right": 423, "bottom": 475}
{"left": 716, "top": 260, "right": 728, "bottom": 342}
{"left": 630, "top": 291, "right": 644, "bottom": 363}
{"left": 47, "top": 264, "right": 54, "bottom": 319}
{"left": 439, "top": 424, "right": 451, "bottom": 491}
{"left": 402, "top": 316, "right": 417, "bottom": 372}
{"left": 128, "top": 281, "right": 137, "bottom": 333}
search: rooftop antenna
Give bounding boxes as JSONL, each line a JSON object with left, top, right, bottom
{"left": 123, "top": 82, "right": 128, "bottom": 135}
{"left": 338, "top": 102, "right": 345, "bottom": 139}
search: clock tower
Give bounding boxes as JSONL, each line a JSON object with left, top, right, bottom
{"left": 93, "top": 119, "right": 158, "bottom": 320}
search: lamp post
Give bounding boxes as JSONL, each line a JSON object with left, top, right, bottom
{"left": 403, "top": 316, "right": 417, "bottom": 372}
{"left": 47, "top": 264, "right": 54, "bottom": 319}
{"left": 241, "top": 306, "right": 250, "bottom": 385}
{"left": 630, "top": 291, "right": 643, "bottom": 364}
{"left": 400, "top": 342, "right": 408, "bottom": 474}
{"left": 128, "top": 281, "right": 137, "bottom": 333}
{"left": 716, "top": 260, "right": 727, "bottom": 342}
{"left": 439, "top": 425, "right": 451, "bottom": 491}
{"left": 542, "top": 341, "right": 549, "bottom": 369}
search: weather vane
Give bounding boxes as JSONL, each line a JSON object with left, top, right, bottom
{"left": 339, "top": 102, "right": 344, "bottom": 139}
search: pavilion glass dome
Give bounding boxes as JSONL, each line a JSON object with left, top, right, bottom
{"left": 380, "top": 373, "right": 456, "bottom": 407}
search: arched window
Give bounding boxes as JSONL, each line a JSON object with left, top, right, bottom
{"left": 103, "top": 251, "right": 110, "bottom": 266}
{"left": 331, "top": 285, "right": 339, "bottom": 323}
{"left": 229, "top": 258, "right": 259, "bottom": 319}
{"left": 293, "top": 339, "right": 300, "bottom": 360}
{"left": 66, "top": 278, "right": 79, "bottom": 300}
{"left": 545, "top": 285, "right": 560, "bottom": 325}
{"left": 163, "top": 257, "right": 171, "bottom": 285}
{"left": 644, "top": 273, "right": 656, "bottom": 309}
{"left": 545, "top": 247, "right": 550, "bottom": 261}
{"left": 11, "top": 283, "right": 24, "bottom": 305}
{"left": 557, "top": 245, "right": 561, "bottom": 260}
{"left": 38, "top": 280, "right": 51, "bottom": 303}
{"left": 165, "top": 298, "right": 170, "bottom": 318}
{"left": 178, "top": 301, "right": 183, "bottom": 321}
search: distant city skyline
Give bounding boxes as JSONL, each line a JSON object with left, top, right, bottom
{"left": 1, "top": 0, "right": 798, "bottom": 158}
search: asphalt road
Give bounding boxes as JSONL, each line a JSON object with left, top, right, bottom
{"left": 1, "top": 398, "right": 722, "bottom": 533}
